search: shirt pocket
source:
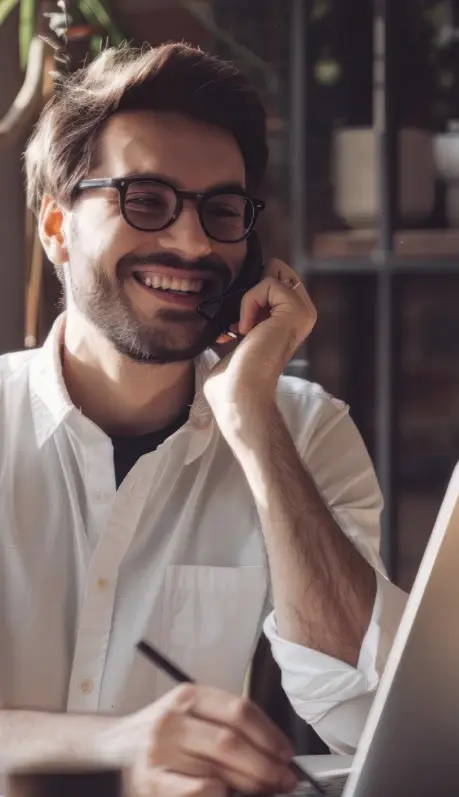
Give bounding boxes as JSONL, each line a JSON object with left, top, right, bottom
{"left": 158, "top": 564, "right": 268, "bottom": 696}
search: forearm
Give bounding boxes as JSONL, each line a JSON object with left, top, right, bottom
{"left": 228, "top": 401, "right": 376, "bottom": 665}
{"left": 0, "top": 709, "right": 116, "bottom": 768}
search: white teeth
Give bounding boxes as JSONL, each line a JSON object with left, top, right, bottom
{"left": 137, "top": 273, "right": 204, "bottom": 293}
{"left": 156, "top": 275, "right": 171, "bottom": 289}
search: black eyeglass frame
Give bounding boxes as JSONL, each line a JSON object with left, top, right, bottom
{"left": 76, "top": 177, "right": 265, "bottom": 243}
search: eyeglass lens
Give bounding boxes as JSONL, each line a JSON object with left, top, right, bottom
{"left": 123, "top": 181, "right": 255, "bottom": 242}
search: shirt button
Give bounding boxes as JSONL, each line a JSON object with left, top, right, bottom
{"left": 96, "top": 577, "right": 108, "bottom": 590}
{"left": 79, "top": 679, "right": 93, "bottom": 694}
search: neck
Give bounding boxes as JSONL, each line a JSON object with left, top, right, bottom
{"left": 61, "top": 311, "right": 195, "bottom": 436}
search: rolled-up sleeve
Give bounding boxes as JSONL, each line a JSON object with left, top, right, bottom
{"left": 265, "top": 571, "right": 407, "bottom": 752}
{"left": 265, "top": 390, "right": 408, "bottom": 753}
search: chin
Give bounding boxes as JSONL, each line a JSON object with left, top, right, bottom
{"left": 106, "top": 323, "right": 221, "bottom": 365}
{"left": 80, "top": 290, "right": 222, "bottom": 364}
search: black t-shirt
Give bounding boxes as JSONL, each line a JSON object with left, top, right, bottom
{"left": 110, "top": 407, "right": 190, "bottom": 488}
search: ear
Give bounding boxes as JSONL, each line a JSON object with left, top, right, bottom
{"left": 38, "top": 195, "right": 69, "bottom": 266}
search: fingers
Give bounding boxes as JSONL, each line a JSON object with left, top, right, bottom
{"left": 174, "top": 714, "right": 297, "bottom": 794}
{"left": 238, "top": 280, "right": 276, "bottom": 335}
{"left": 131, "top": 768, "right": 226, "bottom": 797}
{"left": 130, "top": 685, "right": 298, "bottom": 796}
{"left": 263, "top": 258, "right": 300, "bottom": 283}
{"left": 147, "top": 685, "right": 296, "bottom": 794}
{"left": 238, "top": 277, "right": 304, "bottom": 337}
{"left": 267, "top": 259, "right": 317, "bottom": 325}
{"left": 170, "top": 684, "right": 292, "bottom": 761}
{"left": 238, "top": 272, "right": 317, "bottom": 338}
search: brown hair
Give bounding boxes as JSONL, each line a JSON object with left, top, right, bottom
{"left": 25, "top": 42, "right": 268, "bottom": 215}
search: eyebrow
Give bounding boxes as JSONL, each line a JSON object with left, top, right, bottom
{"left": 121, "top": 171, "right": 247, "bottom": 194}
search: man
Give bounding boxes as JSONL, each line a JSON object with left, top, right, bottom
{"left": 0, "top": 42, "right": 407, "bottom": 795}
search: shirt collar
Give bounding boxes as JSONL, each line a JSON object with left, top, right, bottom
{"left": 185, "top": 349, "right": 218, "bottom": 465}
{"left": 29, "top": 313, "right": 219, "bottom": 461}
{"left": 29, "top": 315, "right": 75, "bottom": 446}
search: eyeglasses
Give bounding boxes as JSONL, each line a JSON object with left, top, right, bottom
{"left": 76, "top": 177, "right": 265, "bottom": 244}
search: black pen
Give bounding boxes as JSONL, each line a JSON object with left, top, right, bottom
{"left": 136, "top": 640, "right": 195, "bottom": 684}
{"left": 136, "top": 639, "right": 325, "bottom": 795}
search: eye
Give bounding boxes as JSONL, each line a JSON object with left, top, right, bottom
{"left": 207, "top": 204, "right": 241, "bottom": 218}
{"left": 205, "top": 194, "right": 246, "bottom": 218}
{"left": 126, "top": 194, "right": 167, "bottom": 208}
{"left": 125, "top": 182, "right": 176, "bottom": 216}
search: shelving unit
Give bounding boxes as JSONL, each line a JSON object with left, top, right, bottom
{"left": 288, "top": 0, "right": 459, "bottom": 582}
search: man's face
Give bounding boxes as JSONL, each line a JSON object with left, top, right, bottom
{"left": 60, "top": 111, "right": 248, "bottom": 363}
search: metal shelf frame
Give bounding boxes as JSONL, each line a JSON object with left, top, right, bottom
{"left": 286, "top": 0, "right": 459, "bottom": 579}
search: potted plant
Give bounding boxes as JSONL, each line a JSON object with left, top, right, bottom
{"left": 331, "top": 0, "right": 437, "bottom": 229}
{"left": 0, "top": 0, "right": 125, "bottom": 152}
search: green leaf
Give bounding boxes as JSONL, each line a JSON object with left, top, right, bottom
{"left": 0, "top": 0, "right": 19, "bottom": 27}
{"left": 19, "top": 0, "right": 37, "bottom": 71}
{"left": 79, "top": 0, "right": 124, "bottom": 45}
{"left": 90, "top": 32, "right": 102, "bottom": 60}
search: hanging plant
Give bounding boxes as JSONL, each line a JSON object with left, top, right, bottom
{"left": 0, "top": 0, "right": 125, "bottom": 71}
{"left": 0, "top": 0, "right": 127, "bottom": 150}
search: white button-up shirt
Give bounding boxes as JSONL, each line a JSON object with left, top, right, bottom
{"left": 0, "top": 316, "right": 407, "bottom": 754}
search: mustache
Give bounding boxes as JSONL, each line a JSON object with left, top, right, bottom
{"left": 117, "top": 252, "right": 232, "bottom": 286}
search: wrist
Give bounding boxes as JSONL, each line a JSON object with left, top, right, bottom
{"left": 91, "top": 716, "right": 134, "bottom": 765}
{"left": 216, "top": 396, "right": 280, "bottom": 450}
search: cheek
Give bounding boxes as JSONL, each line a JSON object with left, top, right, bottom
{"left": 70, "top": 203, "right": 132, "bottom": 270}
{"left": 77, "top": 196, "right": 112, "bottom": 234}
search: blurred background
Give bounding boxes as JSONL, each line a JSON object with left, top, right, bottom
{"left": 1, "top": 0, "right": 459, "bottom": 592}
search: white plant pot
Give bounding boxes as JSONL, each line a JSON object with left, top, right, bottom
{"left": 433, "top": 125, "right": 459, "bottom": 228}
{"left": 332, "top": 127, "right": 435, "bottom": 228}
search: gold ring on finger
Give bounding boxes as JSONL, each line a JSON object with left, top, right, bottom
{"left": 281, "top": 277, "right": 302, "bottom": 292}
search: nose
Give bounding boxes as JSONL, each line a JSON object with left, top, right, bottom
{"left": 157, "top": 205, "right": 212, "bottom": 260}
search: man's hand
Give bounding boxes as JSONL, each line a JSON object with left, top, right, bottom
{"left": 103, "top": 683, "right": 297, "bottom": 796}
{"left": 204, "top": 259, "right": 316, "bottom": 425}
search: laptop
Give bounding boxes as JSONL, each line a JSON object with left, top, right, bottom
{"left": 294, "top": 755, "right": 353, "bottom": 796}
{"left": 294, "top": 459, "right": 459, "bottom": 797}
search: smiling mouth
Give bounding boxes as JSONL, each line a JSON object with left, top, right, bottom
{"left": 132, "top": 271, "right": 214, "bottom": 297}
